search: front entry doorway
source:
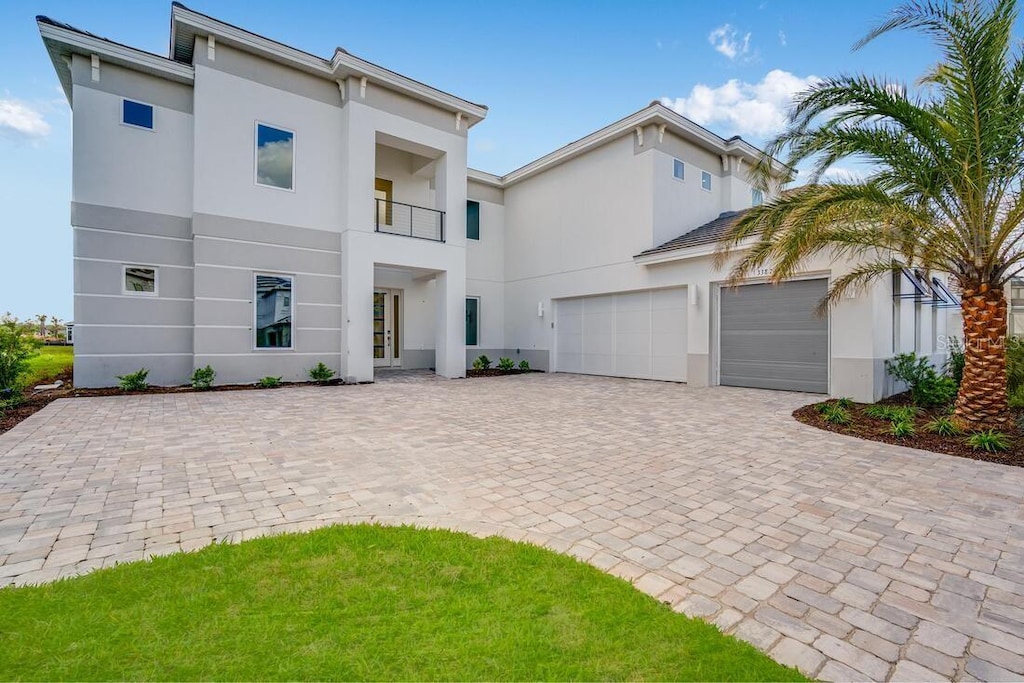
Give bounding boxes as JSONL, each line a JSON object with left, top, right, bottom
{"left": 373, "top": 288, "right": 402, "bottom": 368}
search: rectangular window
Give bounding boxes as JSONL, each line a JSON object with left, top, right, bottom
{"left": 375, "top": 177, "right": 393, "bottom": 226}
{"left": 122, "top": 99, "right": 153, "bottom": 129}
{"left": 255, "top": 274, "right": 293, "bottom": 349}
{"left": 123, "top": 265, "right": 157, "bottom": 295}
{"left": 255, "top": 123, "right": 295, "bottom": 190}
{"left": 751, "top": 188, "right": 764, "bottom": 206}
{"left": 466, "top": 200, "right": 480, "bottom": 240}
{"left": 672, "top": 158, "right": 685, "bottom": 180}
{"left": 465, "top": 297, "right": 479, "bottom": 346}
{"left": 701, "top": 170, "right": 713, "bottom": 192}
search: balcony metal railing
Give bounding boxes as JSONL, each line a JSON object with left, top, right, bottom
{"left": 375, "top": 199, "right": 445, "bottom": 242}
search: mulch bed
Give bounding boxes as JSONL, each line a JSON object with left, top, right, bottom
{"left": 0, "top": 369, "right": 345, "bottom": 436}
{"left": 793, "top": 394, "right": 1024, "bottom": 468}
{"left": 466, "top": 369, "right": 537, "bottom": 378}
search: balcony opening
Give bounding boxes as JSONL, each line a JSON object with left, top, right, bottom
{"left": 374, "top": 134, "right": 446, "bottom": 242}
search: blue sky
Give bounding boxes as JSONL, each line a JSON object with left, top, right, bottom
{"left": 0, "top": 0, "right": 946, "bottom": 320}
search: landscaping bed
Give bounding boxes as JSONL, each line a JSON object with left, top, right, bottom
{"left": 794, "top": 395, "right": 1024, "bottom": 468}
{"left": 467, "top": 368, "right": 538, "bottom": 378}
{"left": 0, "top": 524, "right": 804, "bottom": 681}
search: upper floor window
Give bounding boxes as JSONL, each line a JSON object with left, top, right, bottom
{"left": 701, "top": 170, "right": 713, "bottom": 192}
{"left": 122, "top": 99, "right": 153, "bottom": 130}
{"left": 467, "top": 200, "right": 480, "bottom": 240}
{"left": 672, "top": 158, "right": 685, "bottom": 181}
{"left": 751, "top": 188, "right": 764, "bottom": 206}
{"left": 255, "top": 123, "right": 295, "bottom": 191}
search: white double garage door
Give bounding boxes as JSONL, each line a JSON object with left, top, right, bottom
{"left": 554, "top": 280, "right": 828, "bottom": 392}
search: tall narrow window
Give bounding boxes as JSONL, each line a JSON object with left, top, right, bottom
{"left": 672, "top": 158, "right": 685, "bottom": 180}
{"left": 465, "top": 297, "right": 479, "bottom": 346}
{"left": 751, "top": 188, "right": 763, "bottom": 206}
{"left": 701, "top": 170, "right": 713, "bottom": 191}
{"left": 255, "top": 123, "right": 295, "bottom": 190}
{"left": 375, "top": 178, "right": 393, "bottom": 226}
{"left": 255, "top": 274, "right": 293, "bottom": 349}
{"left": 466, "top": 200, "right": 480, "bottom": 240}
{"left": 122, "top": 100, "right": 154, "bottom": 129}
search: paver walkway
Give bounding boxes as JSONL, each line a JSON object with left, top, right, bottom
{"left": 1, "top": 373, "right": 1023, "bottom": 681}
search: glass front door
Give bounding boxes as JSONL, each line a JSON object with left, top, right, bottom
{"left": 373, "top": 289, "right": 402, "bottom": 368}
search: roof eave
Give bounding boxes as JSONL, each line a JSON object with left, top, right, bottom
{"left": 467, "top": 168, "right": 503, "bottom": 187}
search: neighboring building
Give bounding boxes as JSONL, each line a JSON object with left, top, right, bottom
{"left": 39, "top": 4, "right": 957, "bottom": 401}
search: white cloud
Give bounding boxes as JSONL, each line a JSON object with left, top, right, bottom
{"left": 0, "top": 99, "right": 50, "bottom": 139}
{"left": 256, "top": 139, "right": 294, "bottom": 189}
{"left": 778, "top": 30, "right": 787, "bottom": 47}
{"left": 660, "top": 69, "right": 820, "bottom": 139}
{"left": 708, "top": 24, "right": 751, "bottom": 61}
{"left": 821, "top": 166, "right": 864, "bottom": 183}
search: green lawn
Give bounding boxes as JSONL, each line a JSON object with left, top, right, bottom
{"left": 0, "top": 525, "right": 804, "bottom": 681}
{"left": 22, "top": 345, "right": 73, "bottom": 387}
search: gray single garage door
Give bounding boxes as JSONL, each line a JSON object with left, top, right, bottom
{"left": 719, "top": 279, "right": 828, "bottom": 393}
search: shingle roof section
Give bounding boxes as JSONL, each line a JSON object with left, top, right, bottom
{"left": 636, "top": 209, "right": 750, "bottom": 258}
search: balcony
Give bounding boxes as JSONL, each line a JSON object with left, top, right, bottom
{"left": 375, "top": 199, "right": 445, "bottom": 243}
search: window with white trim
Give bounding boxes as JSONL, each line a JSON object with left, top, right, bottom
{"left": 701, "top": 170, "right": 713, "bottom": 191}
{"left": 122, "top": 100, "right": 153, "bottom": 130}
{"left": 255, "top": 123, "right": 295, "bottom": 190}
{"left": 672, "top": 158, "right": 685, "bottom": 180}
{"left": 123, "top": 266, "right": 157, "bottom": 295}
{"left": 255, "top": 274, "right": 293, "bottom": 349}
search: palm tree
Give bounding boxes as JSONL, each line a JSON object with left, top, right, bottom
{"left": 35, "top": 314, "right": 47, "bottom": 339}
{"left": 718, "top": 0, "right": 1024, "bottom": 430}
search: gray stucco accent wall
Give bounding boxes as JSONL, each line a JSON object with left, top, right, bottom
{"left": 72, "top": 204, "right": 195, "bottom": 387}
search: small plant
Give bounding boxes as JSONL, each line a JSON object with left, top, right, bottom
{"left": 308, "top": 362, "right": 335, "bottom": 383}
{"left": 943, "top": 336, "right": 965, "bottom": 387}
{"left": 889, "top": 419, "right": 916, "bottom": 438}
{"left": 885, "top": 352, "right": 956, "bottom": 407}
{"left": 257, "top": 376, "right": 283, "bottom": 388}
{"left": 966, "top": 429, "right": 1011, "bottom": 453}
{"left": 925, "top": 416, "right": 962, "bottom": 437}
{"left": 1009, "top": 384, "right": 1024, "bottom": 409}
{"left": 518, "top": 359, "right": 531, "bottom": 371}
{"left": 864, "top": 404, "right": 919, "bottom": 422}
{"left": 497, "top": 357, "right": 515, "bottom": 371}
{"left": 472, "top": 355, "right": 492, "bottom": 370}
{"left": 117, "top": 368, "right": 149, "bottom": 391}
{"left": 190, "top": 365, "right": 216, "bottom": 390}
{"left": 834, "top": 397, "right": 854, "bottom": 409}
{"left": 820, "top": 403, "right": 851, "bottom": 425}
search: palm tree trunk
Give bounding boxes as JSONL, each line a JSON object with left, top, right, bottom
{"left": 954, "top": 281, "right": 1010, "bottom": 430}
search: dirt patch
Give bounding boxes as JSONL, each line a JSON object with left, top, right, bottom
{"left": 793, "top": 395, "right": 1024, "bottom": 468}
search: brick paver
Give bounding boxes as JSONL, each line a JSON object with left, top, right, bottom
{"left": 1, "top": 372, "right": 1023, "bottom": 681}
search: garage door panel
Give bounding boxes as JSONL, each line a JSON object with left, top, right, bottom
{"left": 719, "top": 279, "right": 828, "bottom": 393}
{"left": 556, "top": 287, "right": 687, "bottom": 382}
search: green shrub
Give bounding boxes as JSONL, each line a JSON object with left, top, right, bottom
{"left": 944, "top": 336, "right": 965, "bottom": 387}
{"left": 1010, "top": 384, "right": 1024, "bottom": 409}
{"left": 834, "top": 397, "right": 855, "bottom": 409}
{"left": 190, "top": 365, "right": 216, "bottom": 390}
{"left": 885, "top": 352, "right": 956, "bottom": 407}
{"left": 472, "top": 355, "right": 492, "bottom": 370}
{"left": 519, "top": 359, "right": 531, "bottom": 371}
{"left": 0, "top": 316, "right": 42, "bottom": 392}
{"left": 925, "top": 416, "right": 962, "bottom": 437}
{"left": 257, "top": 376, "right": 282, "bottom": 388}
{"left": 863, "top": 404, "right": 919, "bottom": 422}
{"left": 117, "top": 368, "right": 149, "bottom": 391}
{"left": 308, "top": 362, "right": 335, "bottom": 383}
{"left": 966, "top": 429, "right": 1011, "bottom": 453}
{"left": 1007, "top": 336, "right": 1024, "bottom": 395}
{"left": 497, "top": 357, "right": 515, "bottom": 371}
{"left": 889, "top": 419, "right": 916, "bottom": 438}
{"left": 821, "top": 404, "right": 851, "bottom": 425}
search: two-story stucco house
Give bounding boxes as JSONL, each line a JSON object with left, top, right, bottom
{"left": 38, "top": 4, "right": 957, "bottom": 402}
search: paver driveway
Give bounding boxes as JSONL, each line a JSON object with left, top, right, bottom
{"left": 1, "top": 373, "right": 1023, "bottom": 681}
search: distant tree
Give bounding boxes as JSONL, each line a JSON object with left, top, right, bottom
{"left": 35, "top": 314, "right": 47, "bottom": 338}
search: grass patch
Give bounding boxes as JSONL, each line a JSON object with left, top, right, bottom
{"left": 22, "top": 346, "right": 72, "bottom": 387}
{"left": 0, "top": 525, "right": 804, "bottom": 681}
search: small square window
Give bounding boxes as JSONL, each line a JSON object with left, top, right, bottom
{"left": 701, "top": 170, "right": 713, "bottom": 192}
{"left": 466, "top": 200, "right": 480, "bottom": 240}
{"left": 255, "top": 123, "right": 295, "bottom": 191}
{"left": 124, "top": 266, "right": 157, "bottom": 295}
{"left": 673, "top": 158, "right": 685, "bottom": 180}
{"left": 122, "top": 100, "right": 153, "bottom": 129}
{"left": 751, "top": 188, "right": 764, "bottom": 206}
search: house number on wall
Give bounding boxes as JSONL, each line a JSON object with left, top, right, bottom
{"left": 753, "top": 268, "right": 773, "bottom": 277}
